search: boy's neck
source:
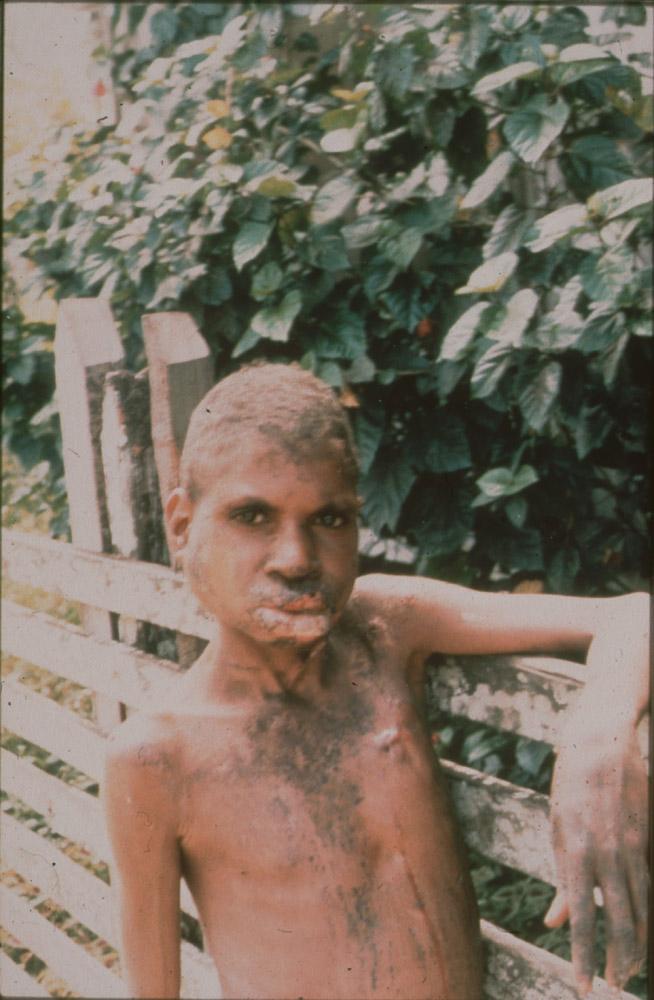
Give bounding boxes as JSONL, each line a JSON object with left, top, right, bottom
{"left": 194, "top": 626, "right": 335, "bottom": 705}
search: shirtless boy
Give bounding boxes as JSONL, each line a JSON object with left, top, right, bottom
{"left": 104, "top": 364, "right": 648, "bottom": 1000}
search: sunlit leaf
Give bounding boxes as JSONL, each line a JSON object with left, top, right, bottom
{"left": 251, "top": 262, "right": 282, "bottom": 301}
{"left": 460, "top": 152, "right": 515, "bottom": 210}
{"left": 488, "top": 289, "right": 539, "bottom": 346}
{"left": 474, "top": 465, "right": 539, "bottom": 505}
{"left": 250, "top": 289, "right": 302, "bottom": 342}
{"left": 504, "top": 95, "right": 569, "bottom": 164}
{"left": 525, "top": 203, "right": 588, "bottom": 253}
{"left": 233, "top": 221, "right": 273, "bottom": 271}
{"left": 472, "top": 61, "right": 541, "bottom": 97}
{"left": 456, "top": 252, "right": 518, "bottom": 294}
{"left": 320, "top": 127, "right": 363, "bottom": 153}
{"left": 470, "top": 341, "right": 513, "bottom": 399}
{"left": 518, "top": 361, "right": 562, "bottom": 431}
{"left": 587, "top": 178, "right": 652, "bottom": 221}
{"left": 440, "top": 301, "right": 490, "bottom": 361}
{"left": 311, "top": 175, "right": 359, "bottom": 225}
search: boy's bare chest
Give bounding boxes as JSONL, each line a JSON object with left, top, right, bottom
{"left": 177, "top": 670, "right": 434, "bottom": 870}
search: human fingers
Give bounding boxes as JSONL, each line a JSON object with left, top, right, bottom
{"left": 600, "top": 862, "right": 640, "bottom": 990}
{"left": 544, "top": 888, "right": 569, "bottom": 929}
{"left": 564, "top": 855, "right": 597, "bottom": 998}
{"left": 625, "top": 837, "right": 649, "bottom": 951}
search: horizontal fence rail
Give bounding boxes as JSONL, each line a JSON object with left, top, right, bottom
{"left": 1, "top": 526, "right": 640, "bottom": 1000}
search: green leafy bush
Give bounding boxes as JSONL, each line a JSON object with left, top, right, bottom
{"left": 5, "top": 3, "right": 652, "bottom": 592}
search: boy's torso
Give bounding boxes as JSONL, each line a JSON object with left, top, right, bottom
{"left": 156, "top": 601, "right": 482, "bottom": 999}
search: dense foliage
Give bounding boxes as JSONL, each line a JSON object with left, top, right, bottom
{"left": 4, "top": 3, "right": 652, "bottom": 593}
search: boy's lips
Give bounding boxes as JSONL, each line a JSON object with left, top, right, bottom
{"left": 278, "top": 594, "right": 327, "bottom": 613}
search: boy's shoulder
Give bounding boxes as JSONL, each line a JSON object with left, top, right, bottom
{"left": 105, "top": 707, "right": 181, "bottom": 779}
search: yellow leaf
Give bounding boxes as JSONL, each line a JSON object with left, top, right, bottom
{"left": 339, "top": 383, "right": 359, "bottom": 408}
{"left": 202, "top": 126, "right": 233, "bottom": 150}
{"left": 206, "top": 99, "right": 230, "bottom": 119}
{"left": 330, "top": 84, "right": 372, "bottom": 103}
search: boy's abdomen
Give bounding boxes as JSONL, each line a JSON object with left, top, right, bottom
{"left": 181, "top": 712, "right": 482, "bottom": 999}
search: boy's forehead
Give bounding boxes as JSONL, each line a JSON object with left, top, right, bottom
{"left": 195, "top": 429, "right": 356, "bottom": 493}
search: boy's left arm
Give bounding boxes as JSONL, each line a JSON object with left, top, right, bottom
{"left": 358, "top": 576, "right": 649, "bottom": 995}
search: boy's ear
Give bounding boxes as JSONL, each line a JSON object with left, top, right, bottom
{"left": 165, "top": 488, "right": 193, "bottom": 566}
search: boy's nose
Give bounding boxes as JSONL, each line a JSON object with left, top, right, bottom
{"left": 265, "top": 522, "right": 319, "bottom": 580}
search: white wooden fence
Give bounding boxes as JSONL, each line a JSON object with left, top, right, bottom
{"left": 0, "top": 300, "right": 642, "bottom": 999}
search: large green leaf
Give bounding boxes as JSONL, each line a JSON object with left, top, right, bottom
{"left": 342, "top": 216, "right": 388, "bottom": 249}
{"left": 488, "top": 289, "right": 539, "bottom": 347}
{"left": 504, "top": 95, "right": 569, "bottom": 165}
{"left": 483, "top": 205, "right": 535, "bottom": 260}
{"left": 233, "top": 221, "right": 273, "bottom": 271}
{"left": 574, "top": 404, "right": 611, "bottom": 460}
{"left": 362, "top": 449, "right": 417, "bottom": 533}
{"left": 311, "top": 176, "right": 359, "bottom": 225}
{"left": 518, "top": 361, "right": 562, "bottom": 432}
{"left": 547, "top": 44, "right": 616, "bottom": 87}
{"left": 579, "top": 247, "right": 634, "bottom": 303}
{"left": 381, "top": 228, "right": 423, "bottom": 269}
{"left": 355, "top": 409, "right": 384, "bottom": 475}
{"left": 456, "top": 252, "right": 518, "bottom": 295}
{"left": 472, "top": 61, "right": 541, "bottom": 97}
{"left": 525, "top": 204, "right": 588, "bottom": 253}
{"left": 473, "top": 465, "right": 539, "bottom": 506}
{"left": 440, "top": 301, "right": 490, "bottom": 361}
{"left": 470, "top": 341, "right": 513, "bottom": 399}
{"left": 251, "top": 261, "right": 283, "bottom": 301}
{"left": 587, "top": 178, "right": 652, "bottom": 221}
{"left": 320, "top": 126, "right": 364, "bottom": 154}
{"left": 250, "top": 289, "right": 302, "bottom": 342}
{"left": 424, "top": 414, "right": 471, "bottom": 473}
{"left": 460, "top": 152, "right": 515, "bottom": 210}
{"left": 562, "top": 136, "right": 632, "bottom": 197}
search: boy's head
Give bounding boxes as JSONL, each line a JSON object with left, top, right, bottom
{"left": 169, "top": 363, "right": 360, "bottom": 647}
{"left": 180, "top": 363, "right": 359, "bottom": 502}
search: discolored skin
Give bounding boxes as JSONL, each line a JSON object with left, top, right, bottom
{"left": 104, "top": 432, "right": 649, "bottom": 1000}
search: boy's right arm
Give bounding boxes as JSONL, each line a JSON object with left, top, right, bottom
{"left": 103, "top": 719, "right": 182, "bottom": 999}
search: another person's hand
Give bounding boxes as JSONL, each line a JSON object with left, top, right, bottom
{"left": 546, "top": 709, "right": 648, "bottom": 996}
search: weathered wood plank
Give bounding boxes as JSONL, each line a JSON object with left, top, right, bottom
{"left": 431, "top": 656, "right": 585, "bottom": 743}
{"left": 0, "top": 950, "right": 51, "bottom": 998}
{"left": 481, "top": 919, "right": 639, "bottom": 1000}
{"left": 142, "top": 312, "right": 213, "bottom": 509}
{"left": 3, "top": 599, "right": 181, "bottom": 710}
{"left": 143, "top": 311, "right": 214, "bottom": 665}
{"left": 0, "top": 883, "right": 124, "bottom": 998}
{"left": 2, "top": 812, "right": 213, "bottom": 996}
{"left": 443, "top": 759, "right": 554, "bottom": 884}
{"left": 55, "top": 297, "right": 125, "bottom": 730}
{"left": 180, "top": 942, "right": 222, "bottom": 1000}
{"left": 2, "top": 680, "right": 106, "bottom": 781}
{"left": 1, "top": 812, "right": 114, "bottom": 943}
{"left": 1, "top": 748, "right": 109, "bottom": 859}
{"left": 2, "top": 529, "right": 212, "bottom": 640}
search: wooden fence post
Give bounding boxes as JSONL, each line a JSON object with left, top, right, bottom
{"left": 101, "top": 368, "right": 167, "bottom": 653}
{"left": 142, "top": 312, "right": 214, "bottom": 666}
{"left": 54, "top": 298, "right": 125, "bottom": 730}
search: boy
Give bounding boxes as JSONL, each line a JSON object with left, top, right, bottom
{"left": 104, "top": 364, "right": 648, "bottom": 1000}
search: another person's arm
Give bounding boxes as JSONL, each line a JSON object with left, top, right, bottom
{"left": 103, "top": 717, "right": 182, "bottom": 1000}
{"left": 358, "top": 575, "right": 649, "bottom": 995}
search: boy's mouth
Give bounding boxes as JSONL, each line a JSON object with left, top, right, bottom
{"left": 279, "top": 594, "right": 327, "bottom": 613}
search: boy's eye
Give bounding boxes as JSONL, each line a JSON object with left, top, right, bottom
{"left": 314, "top": 510, "right": 348, "bottom": 529}
{"left": 231, "top": 507, "right": 268, "bottom": 526}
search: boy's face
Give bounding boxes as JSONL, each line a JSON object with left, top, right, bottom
{"left": 168, "top": 431, "right": 360, "bottom": 649}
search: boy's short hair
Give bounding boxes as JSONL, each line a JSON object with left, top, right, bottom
{"left": 180, "top": 363, "right": 359, "bottom": 500}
